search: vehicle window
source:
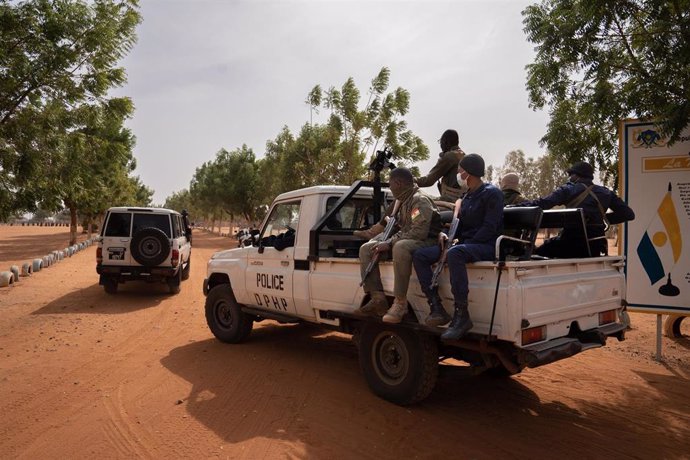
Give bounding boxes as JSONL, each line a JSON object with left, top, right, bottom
{"left": 261, "top": 201, "right": 301, "bottom": 239}
{"left": 104, "top": 212, "right": 132, "bottom": 237}
{"left": 325, "top": 197, "right": 385, "bottom": 230}
{"left": 132, "top": 214, "right": 172, "bottom": 238}
{"left": 172, "top": 215, "right": 181, "bottom": 238}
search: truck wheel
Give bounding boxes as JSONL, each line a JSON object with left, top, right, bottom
{"left": 205, "top": 284, "right": 253, "bottom": 343}
{"left": 664, "top": 314, "right": 687, "bottom": 338}
{"left": 359, "top": 323, "right": 438, "bottom": 405}
{"left": 181, "top": 258, "right": 191, "bottom": 280}
{"left": 103, "top": 277, "right": 118, "bottom": 295}
{"left": 167, "top": 269, "right": 182, "bottom": 294}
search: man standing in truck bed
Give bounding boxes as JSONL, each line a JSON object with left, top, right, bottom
{"left": 357, "top": 167, "right": 443, "bottom": 323}
{"left": 415, "top": 129, "right": 467, "bottom": 202}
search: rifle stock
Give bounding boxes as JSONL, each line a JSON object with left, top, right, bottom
{"left": 360, "top": 199, "right": 401, "bottom": 287}
{"left": 429, "top": 198, "right": 462, "bottom": 290}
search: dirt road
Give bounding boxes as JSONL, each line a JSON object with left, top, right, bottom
{"left": 1, "top": 228, "right": 688, "bottom": 459}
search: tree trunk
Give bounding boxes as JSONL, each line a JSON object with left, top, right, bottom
{"left": 69, "top": 205, "right": 78, "bottom": 246}
{"left": 86, "top": 214, "right": 93, "bottom": 239}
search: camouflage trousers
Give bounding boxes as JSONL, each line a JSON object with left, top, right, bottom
{"left": 359, "top": 238, "right": 437, "bottom": 298}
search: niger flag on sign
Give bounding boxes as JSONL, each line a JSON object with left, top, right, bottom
{"left": 636, "top": 183, "right": 682, "bottom": 285}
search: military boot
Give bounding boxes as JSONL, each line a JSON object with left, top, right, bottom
{"left": 382, "top": 297, "right": 408, "bottom": 323}
{"left": 357, "top": 291, "right": 388, "bottom": 316}
{"left": 424, "top": 289, "right": 451, "bottom": 327}
{"left": 353, "top": 222, "right": 385, "bottom": 240}
{"left": 441, "top": 300, "right": 473, "bottom": 340}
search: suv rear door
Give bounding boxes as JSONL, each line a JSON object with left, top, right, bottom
{"left": 131, "top": 212, "right": 173, "bottom": 266}
{"left": 102, "top": 211, "right": 133, "bottom": 265}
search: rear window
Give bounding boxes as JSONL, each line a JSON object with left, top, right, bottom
{"left": 104, "top": 212, "right": 132, "bottom": 237}
{"left": 132, "top": 214, "right": 172, "bottom": 238}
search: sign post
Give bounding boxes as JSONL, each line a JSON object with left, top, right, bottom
{"left": 620, "top": 120, "right": 690, "bottom": 358}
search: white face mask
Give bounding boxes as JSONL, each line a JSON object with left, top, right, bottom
{"left": 457, "top": 172, "right": 468, "bottom": 189}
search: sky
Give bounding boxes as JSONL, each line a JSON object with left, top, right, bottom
{"left": 115, "top": 0, "right": 551, "bottom": 204}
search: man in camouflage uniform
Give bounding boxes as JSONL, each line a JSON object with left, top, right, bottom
{"left": 357, "top": 167, "right": 442, "bottom": 323}
{"left": 415, "top": 129, "right": 466, "bottom": 202}
{"left": 353, "top": 129, "right": 464, "bottom": 240}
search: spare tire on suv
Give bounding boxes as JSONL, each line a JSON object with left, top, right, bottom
{"left": 131, "top": 227, "right": 171, "bottom": 266}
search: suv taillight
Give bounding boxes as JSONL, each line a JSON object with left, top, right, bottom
{"left": 171, "top": 249, "right": 179, "bottom": 267}
{"left": 96, "top": 247, "right": 102, "bottom": 264}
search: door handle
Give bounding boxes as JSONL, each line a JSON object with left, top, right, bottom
{"left": 120, "top": 239, "right": 129, "bottom": 242}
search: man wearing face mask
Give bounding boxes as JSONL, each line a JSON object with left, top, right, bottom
{"left": 412, "top": 154, "right": 503, "bottom": 339}
{"left": 514, "top": 161, "right": 634, "bottom": 258}
{"left": 415, "top": 129, "right": 467, "bottom": 202}
{"left": 357, "top": 167, "right": 443, "bottom": 323}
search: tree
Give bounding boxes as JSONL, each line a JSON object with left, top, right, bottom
{"left": 0, "top": 0, "right": 141, "bottom": 219}
{"left": 187, "top": 146, "right": 261, "bottom": 230}
{"left": 305, "top": 67, "right": 429, "bottom": 181}
{"left": 495, "top": 149, "right": 567, "bottom": 200}
{"left": 523, "top": 0, "right": 690, "bottom": 183}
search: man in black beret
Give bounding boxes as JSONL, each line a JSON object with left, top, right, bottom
{"left": 413, "top": 153, "right": 504, "bottom": 340}
{"left": 515, "top": 161, "right": 635, "bottom": 258}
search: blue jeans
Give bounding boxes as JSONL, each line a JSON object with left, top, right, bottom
{"left": 413, "top": 243, "right": 494, "bottom": 300}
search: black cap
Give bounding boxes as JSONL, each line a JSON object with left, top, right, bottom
{"left": 459, "top": 153, "right": 485, "bottom": 177}
{"left": 566, "top": 161, "right": 594, "bottom": 180}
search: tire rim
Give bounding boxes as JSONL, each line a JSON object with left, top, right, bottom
{"left": 139, "top": 236, "right": 162, "bottom": 258}
{"left": 371, "top": 331, "right": 409, "bottom": 385}
{"left": 215, "top": 299, "right": 234, "bottom": 330}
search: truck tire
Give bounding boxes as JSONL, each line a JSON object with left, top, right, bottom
{"left": 167, "top": 268, "right": 182, "bottom": 294}
{"left": 205, "top": 284, "right": 253, "bottom": 343}
{"left": 359, "top": 323, "right": 438, "bottom": 405}
{"left": 103, "top": 276, "right": 118, "bottom": 295}
{"left": 181, "top": 258, "right": 191, "bottom": 280}
{"left": 131, "top": 227, "right": 170, "bottom": 267}
{"left": 664, "top": 314, "right": 687, "bottom": 338}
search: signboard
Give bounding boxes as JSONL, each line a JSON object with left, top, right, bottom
{"left": 621, "top": 120, "right": 690, "bottom": 314}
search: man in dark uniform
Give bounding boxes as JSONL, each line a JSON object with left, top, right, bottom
{"left": 357, "top": 168, "right": 443, "bottom": 324}
{"left": 515, "top": 161, "right": 635, "bottom": 258}
{"left": 415, "top": 129, "right": 466, "bottom": 202}
{"left": 412, "top": 154, "right": 503, "bottom": 339}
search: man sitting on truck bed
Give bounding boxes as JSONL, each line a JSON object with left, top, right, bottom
{"left": 413, "top": 154, "right": 504, "bottom": 339}
{"left": 357, "top": 167, "right": 443, "bottom": 323}
{"left": 514, "top": 161, "right": 635, "bottom": 258}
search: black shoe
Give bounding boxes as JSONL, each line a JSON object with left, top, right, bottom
{"left": 425, "top": 290, "right": 451, "bottom": 327}
{"left": 441, "top": 304, "right": 472, "bottom": 340}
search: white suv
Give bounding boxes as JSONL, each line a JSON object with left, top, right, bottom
{"left": 97, "top": 207, "right": 192, "bottom": 294}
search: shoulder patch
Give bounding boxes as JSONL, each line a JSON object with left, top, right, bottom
{"left": 411, "top": 208, "right": 421, "bottom": 220}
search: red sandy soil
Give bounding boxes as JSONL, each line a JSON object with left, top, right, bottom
{"left": 0, "top": 227, "right": 688, "bottom": 459}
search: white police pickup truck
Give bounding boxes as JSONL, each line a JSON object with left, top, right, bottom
{"left": 203, "top": 180, "right": 627, "bottom": 404}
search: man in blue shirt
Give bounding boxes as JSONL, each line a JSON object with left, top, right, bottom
{"left": 516, "top": 161, "right": 634, "bottom": 258}
{"left": 412, "top": 154, "right": 504, "bottom": 340}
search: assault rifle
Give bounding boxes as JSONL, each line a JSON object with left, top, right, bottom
{"left": 360, "top": 199, "right": 401, "bottom": 287}
{"left": 430, "top": 198, "right": 462, "bottom": 290}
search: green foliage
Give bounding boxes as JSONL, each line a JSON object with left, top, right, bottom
{"left": 0, "top": 0, "right": 143, "bottom": 220}
{"left": 169, "top": 68, "right": 428, "bottom": 221}
{"left": 261, "top": 67, "right": 428, "bottom": 203}
{"left": 523, "top": 0, "right": 690, "bottom": 182}
{"left": 496, "top": 149, "right": 567, "bottom": 200}
{"left": 189, "top": 146, "right": 260, "bottom": 222}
